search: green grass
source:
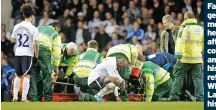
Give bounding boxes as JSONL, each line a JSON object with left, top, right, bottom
{"left": 2, "top": 102, "right": 203, "bottom": 110}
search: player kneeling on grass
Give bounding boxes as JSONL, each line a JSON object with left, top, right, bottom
{"left": 73, "top": 40, "right": 103, "bottom": 101}
{"left": 138, "top": 61, "right": 173, "bottom": 102}
{"left": 88, "top": 57, "right": 126, "bottom": 102}
{"left": 11, "top": 3, "right": 39, "bottom": 102}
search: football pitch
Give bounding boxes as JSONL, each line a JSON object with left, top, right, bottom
{"left": 2, "top": 102, "right": 203, "bottom": 110}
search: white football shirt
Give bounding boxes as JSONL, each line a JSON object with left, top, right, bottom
{"left": 88, "top": 57, "right": 124, "bottom": 85}
{"left": 11, "top": 21, "right": 39, "bottom": 57}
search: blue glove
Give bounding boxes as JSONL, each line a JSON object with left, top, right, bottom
{"left": 163, "top": 63, "right": 172, "bottom": 70}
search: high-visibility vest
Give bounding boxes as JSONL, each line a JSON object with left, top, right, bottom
{"left": 175, "top": 19, "right": 204, "bottom": 63}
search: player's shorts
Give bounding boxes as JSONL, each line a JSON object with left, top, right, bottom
{"left": 15, "top": 56, "right": 33, "bottom": 76}
{"left": 88, "top": 76, "right": 108, "bottom": 90}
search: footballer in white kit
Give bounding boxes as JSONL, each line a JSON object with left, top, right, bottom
{"left": 88, "top": 57, "right": 127, "bottom": 102}
{"left": 11, "top": 3, "right": 39, "bottom": 102}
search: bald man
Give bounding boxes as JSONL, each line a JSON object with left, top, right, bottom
{"left": 59, "top": 42, "right": 79, "bottom": 78}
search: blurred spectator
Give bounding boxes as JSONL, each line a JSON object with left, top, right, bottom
{"left": 1, "top": 30, "right": 14, "bottom": 57}
{"left": 177, "top": 13, "right": 184, "bottom": 23}
{"left": 114, "top": 27, "right": 124, "bottom": 40}
{"left": 120, "top": 17, "right": 133, "bottom": 35}
{"left": 81, "top": 3, "right": 92, "bottom": 21}
{"left": 141, "top": 0, "right": 147, "bottom": 8}
{"left": 94, "top": 25, "right": 111, "bottom": 51}
{"left": 10, "top": 0, "right": 25, "bottom": 31}
{"left": 144, "top": 25, "right": 156, "bottom": 41}
{"left": 88, "top": 11, "right": 103, "bottom": 33}
{"left": 164, "top": 5, "right": 170, "bottom": 15}
{"left": 127, "top": 1, "right": 141, "bottom": 21}
{"left": 98, "top": 4, "right": 106, "bottom": 20}
{"left": 38, "top": 11, "right": 55, "bottom": 26}
{"left": 136, "top": 18, "right": 145, "bottom": 31}
{"left": 104, "top": 0, "right": 113, "bottom": 11}
{"left": 122, "top": 11, "right": 129, "bottom": 20}
{"left": 90, "top": 0, "right": 98, "bottom": 12}
{"left": 91, "top": 27, "right": 99, "bottom": 40}
{"left": 157, "top": 22, "right": 164, "bottom": 37}
{"left": 60, "top": 32, "right": 67, "bottom": 43}
{"left": 131, "top": 36, "right": 139, "bottom": 45}
{"left": 62, "top": 18, "right": 73, "bottom": 42}
{"left": 127, "top": 21, "right": 144, "bottom": 41}
{"left": 122, "top": 30, "right": 128, "bottom": 40}
{"left": 107, "top": 32, "right": 123, "bottom": 47}
{"left": 184, "top": 0, "right": 192, "bottom": 11}
{"left": 71, "top": 21, "right": 90, "bottom": 46}
{"left": 105, "top": 19, "right": 119, "bottom": 37}
{"left": 153, "top": 0, "right": 165, "bottom": 24}
{"left": 1, "top": 24, "right": 11, "bottom": 40}
{"left": 103, "top": 12, "right": 112, "bottom": 26}
{"left": 58, "top": 9, "right": 70, "bottom": 27}
{"left": 1, "top": 58, "right": 12, "bottom": 76}
{"left": 142, "top": 8, "right": 153, "bottom": 26}
{"left": 163, "top": 0, "right": 169, "bottom": 6}
{"left": 49, "top": 0, "right": 61, "bottom": 19}
{"left": 111, "top": 1, "right": 122, "bottom": 24}
{"left": 194, "top": 0, "right": 203, "bottom": 23}
{"left": 74, "top": 12, "right": 86, "bottom": 28}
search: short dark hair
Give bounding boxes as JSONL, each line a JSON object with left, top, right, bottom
{"left": 20, "top": 3, "right": 35, "bottom": 18}
{"left": 49, "top": 22, "right": 61, "bottom": 29}
{"left": 88, "top": 40, "right": 98, "bottom": 49}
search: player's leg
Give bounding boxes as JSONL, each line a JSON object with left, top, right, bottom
{"left": 13, "top": 56, "right": 22, "bottom": 101}
{"left": 21, "top": 56, "right": 33, "bottom": 102}
{"left": 94, "top": 76, "right": 122, "bottom": 101}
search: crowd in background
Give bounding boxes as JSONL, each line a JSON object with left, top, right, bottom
{"left": 1, "top": 0, "right": 203, "bottom": 95}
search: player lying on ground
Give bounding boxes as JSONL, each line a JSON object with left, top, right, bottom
{"left": 73, "top": 40, "right": 104, "bottom": 101}
{"left": 11, "top": 3, "right": 39, "bottom": 102}
{"left": 88, "top": 57, "right": 127, "bottom": 102}
{"left": 137, "top": 61, "right": 173, "bottom": 102}
{"left": 106, "top": 44, "right": 144, "bottom": 101}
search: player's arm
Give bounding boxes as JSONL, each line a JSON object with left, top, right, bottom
{"left": 52, "top": 35, "right": 62, "bottom": 75}
{"left": 66, "top": 55, "right": 79, "bottom": 76}
{"left": 33, "top": 29, "right": 39, "bottom": 57}
{"left": 144, "top": 74, "right": 155, "bottom": 102}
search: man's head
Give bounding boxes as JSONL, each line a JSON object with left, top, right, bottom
{"left": 116, "top": 59, "right": 128, "bottom": 71}
{"left": 94, "top": 11, "right": 100, "bottom": 19}
{"left": 77, "top": 12, "right": 84, "bottom": 21}
{"left": 78, "top": 21, "right": 84, "bottom": 29}
{"left": 1, "top": 23, "right": 6, "bottom": 31}
{"left": 87, "top": 40, "right": 98, "bottom": 50}
{"left": 50, "top": 22, "right": 61, "bottom": 32}
{"left": 66, "top": 42, "right": 77, "bottom": 57}
{"left": 162, "top": 15, "right": 174, "bottom": 29}
{"left": 105, "top": 12, "right": 112, "bottom": 20}
{"left": 184, "top": 11, "right": 195, "bottom": 20}
{"left": 123, "top": 17, "right": 130, "bottom": 25}
{"left": 113, "top": 1, "right": 119, "bottom": 9}
{"left": 129, "top": 1, "right": 135, "bottom": 9}
{"left": 133, "top": 21, "right": 140, "bottom": 30}
{"left": 20, "top": 3, "right": 35, "bottom": 22}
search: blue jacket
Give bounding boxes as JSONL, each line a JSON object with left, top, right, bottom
{"left": 127, "top": 29, "right": 144, "bottom": 40}
{"left": 146, "top": 52, "right": 177, "bottom": 70}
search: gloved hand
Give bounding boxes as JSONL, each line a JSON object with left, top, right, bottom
{"left": 33, "top": 57, "right": 39, "bottom": 67}
{"left": 163, "top": 63, "right": 172, "bottom": 70}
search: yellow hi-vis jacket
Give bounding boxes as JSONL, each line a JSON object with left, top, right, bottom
{"left": 38, "top": 26, "right": 62, "bottom": 67}
{"left": 106, "top": 44, "right": 138, "bottom": 65}
{"left": 175, "top": 19, "right": 204, "bottom": 63}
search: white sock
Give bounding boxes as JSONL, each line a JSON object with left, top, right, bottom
{"left": 21, "top": 77, "right": 30, "bottom": 101}
{"left": 13, "top": 76, "right": 21, "bottom": 100}
{"left": 114, "top": 87, "right": 120, "bottom": 96}
{"left": 95, "top": 83, "right": 116, "bottom": 97}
